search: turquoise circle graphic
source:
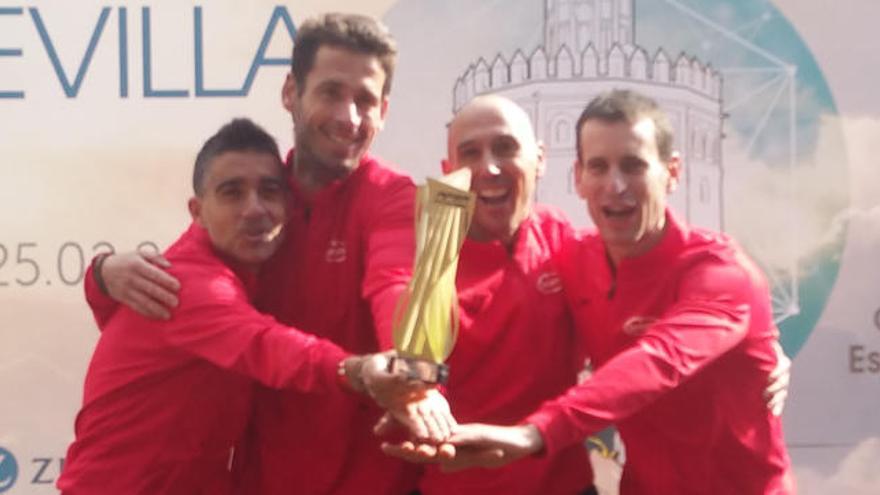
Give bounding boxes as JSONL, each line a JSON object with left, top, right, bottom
{"left": 0, "top": 447, "right": 18, "bottom": 493}
{"left": 382, "top": 0, "right": 847, "bottom": 357}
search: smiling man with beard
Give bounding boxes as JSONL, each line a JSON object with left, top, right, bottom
{"left": 58, "top": 118, "right": 419, "bottom": 495}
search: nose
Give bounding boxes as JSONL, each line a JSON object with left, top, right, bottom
{"left": 242, "top": 190, "right": 269, "bottom": 218}
{"left": 333, "top": 100, "right": 362, "bottom": 133}
{"left": 471, "top": 152, "right": 502, "bottom": 177}
{"left": 608, "top": 167, "right": 627, "bottom": 195}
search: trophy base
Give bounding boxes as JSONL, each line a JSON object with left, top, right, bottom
{"left": 387, "top": 356, "right": 449, "bottom": 385}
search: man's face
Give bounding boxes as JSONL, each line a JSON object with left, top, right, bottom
{"left": 575, "top": 117, "right": 679, "bottom": 260}
{"left": 282, "top": 45, "right": 388, "bottom": 175}
{"left": 443, "top": 97, "right": 544, "bottom": 245}
{"left": 189, "top": 151, "right": 287, "bottom": 270}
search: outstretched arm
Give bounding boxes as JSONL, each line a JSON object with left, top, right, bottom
{"left": 526, "top": 258, "right": 756, "bottom": 455}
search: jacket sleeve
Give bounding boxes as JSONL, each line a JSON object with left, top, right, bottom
{"left": 154, "top": 266, "right": 349, "bottom": 394}
{"left": 361, "top": 177, "right": 417, "bottom": 350}
{"left": 526, "top": 258, "right": 754, "bottom": 455}
{"left": 83, "top": 257, "right": 121, "bottom": 330}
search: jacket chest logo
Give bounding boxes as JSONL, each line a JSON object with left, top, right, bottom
{"left": 621, "top": 315, "right": 658, "bottom": 336}
{"left": 325, "top": 240, "right": 347, "bottom": 263}
{"left": 535, "top": 271, "right": 562, "bottom": 295}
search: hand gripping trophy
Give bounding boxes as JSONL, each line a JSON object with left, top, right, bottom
{"left": 389, "top": 168, "right": 475, "bottom": 384}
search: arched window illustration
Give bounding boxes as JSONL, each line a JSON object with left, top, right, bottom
{"left": 552, "top": 117, "right": 572, "bottom": 147}
{"left": 699, "top": 177, "right": 711, "bottom": 204}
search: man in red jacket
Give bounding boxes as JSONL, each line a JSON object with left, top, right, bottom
{"left": 80, "top": 13, "right": 446, "bottom": 495}
{"left": 436, "top": 89, "right": 795, "bottom": 493}
{"left": 59, "top": 118, "right": 444, "bottom": 495}
{"left": 405, "top": 95, "right": 596, "bottom": 494}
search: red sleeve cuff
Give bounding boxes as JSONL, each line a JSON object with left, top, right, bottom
{"left": 319, "top": 343, "right": 351, "bottom": 393}
{"left": 524, "top": 403, "right": 580, "bottom": 457}
{"left": 83, "top": 257, "right": 120, "bottom": 329}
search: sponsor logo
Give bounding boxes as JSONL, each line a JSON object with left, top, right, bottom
{"left": 325, "top": 240, "right": 347, "bottom": 263}
{"left": 0, "top": 447, "right": 18, "bottom": 493}
{"left": 535, "top": 271, "right": 562, "bottom": 295}
{"left": 622, "top": 316, "right": 658, "bottom": 337}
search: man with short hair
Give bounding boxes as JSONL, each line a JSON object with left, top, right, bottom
{"left": 404, "top": 94, "right": 596, "bottom": 495}
{"left": 83, "top": 13, "right": 436, "bottom": 495}
{"left": 59, "top": 118, "right": 420, "bottom": 495}
{"left": 440, "top": 89, "right": 795, "bottom": 493}
{"left": 233, "top": 14, "right": 428, "bottom": 495}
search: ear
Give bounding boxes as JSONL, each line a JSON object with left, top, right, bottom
{"left": 281, "top": 73, "right": 297, "bottom": 113}
{"left": 535, "top": 140, "right": 547, "bottom": 179}
{"left": 188, "top": 197, "right": 204, "bottom": 226}
{"left": 441, "top": 158, "right": 453, "bottom": 175}
{"left": 375, "top": 96, "right": 390, "bottom": 131}
{"left": 665, "top": 151, "right": 681, "bottom": 193}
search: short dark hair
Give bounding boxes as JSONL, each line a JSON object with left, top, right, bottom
{"left": 291, "top": 13, "right": 397, "bottom": 96}
{"left": 193, "top": 118, "right": 282, "bottom": 195}
{"left": 575, "top": 89, "right": 674, "bottom": 162}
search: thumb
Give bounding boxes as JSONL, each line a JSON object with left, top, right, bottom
{"left": 448, "top": 424, "right": 492, "bottom": 446}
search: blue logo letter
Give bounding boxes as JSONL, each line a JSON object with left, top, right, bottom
{"left": 30, "top": 7, "right": 111, "bottom": 98}
{"left": 240, "top": 6, "right": 296, "bottom": 96}
{"left": 0, "top": 7, "right": 25, "bottom": 99}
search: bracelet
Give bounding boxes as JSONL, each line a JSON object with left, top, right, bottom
{"left": 93, "top": 252, "right": 112, "bottom": 295}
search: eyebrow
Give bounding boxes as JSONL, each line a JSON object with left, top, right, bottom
{"left": 455, "top": 139, "right": 477, "bottom": 150}
{"left": 455, "top": 133, "right": 518, "bottom": 150}
{"left": 214, "top": 178, "right": 244, "bottom": 191}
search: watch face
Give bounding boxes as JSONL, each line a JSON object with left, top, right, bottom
{"left": 389, "top": 356, "right": 449, "bottom": 385}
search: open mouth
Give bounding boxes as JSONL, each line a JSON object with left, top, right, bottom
{"left": 477, "top": 188, "right": 510, "bottom": 206}
{"left": 243, "top": 223, "right": 283, "bottom": 243}
{"left": 602, "top": 205, "right": 637, "bottom": 220}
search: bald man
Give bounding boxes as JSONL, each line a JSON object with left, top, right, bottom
{"left": 391, "top": 95, "right": 596, "bottom": 494}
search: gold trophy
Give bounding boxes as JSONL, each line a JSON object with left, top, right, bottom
{"left": 389, "top": 168, "right": 475, "bottom": 384}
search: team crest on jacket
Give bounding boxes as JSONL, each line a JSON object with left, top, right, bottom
{"left": 536, "top": 271, "right": 563, "bottom": 295}
{"left": 325, "top": 240, "right": 347, "bottom": 263}
{"left": 622, "top": 316, "right": 658, "bottom": 336}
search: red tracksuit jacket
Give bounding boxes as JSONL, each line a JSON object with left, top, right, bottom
{"left": 527, "top": 210, "right": 794, "bottom": 494}
{"left": 419, "top": 205, "right": 593, "bottom": 495}
{"left": 59, "top": 223, "right": 348, "bottom": 495}
{"left": 232, "top": 152, "right": 419, "bottom": 495}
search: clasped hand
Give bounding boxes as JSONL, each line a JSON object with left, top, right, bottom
{"left": 374, "top": 413, "right": 545, "bottom": 472}
{"left": 358, "top": 354, "right": 542, "bottom": 471}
